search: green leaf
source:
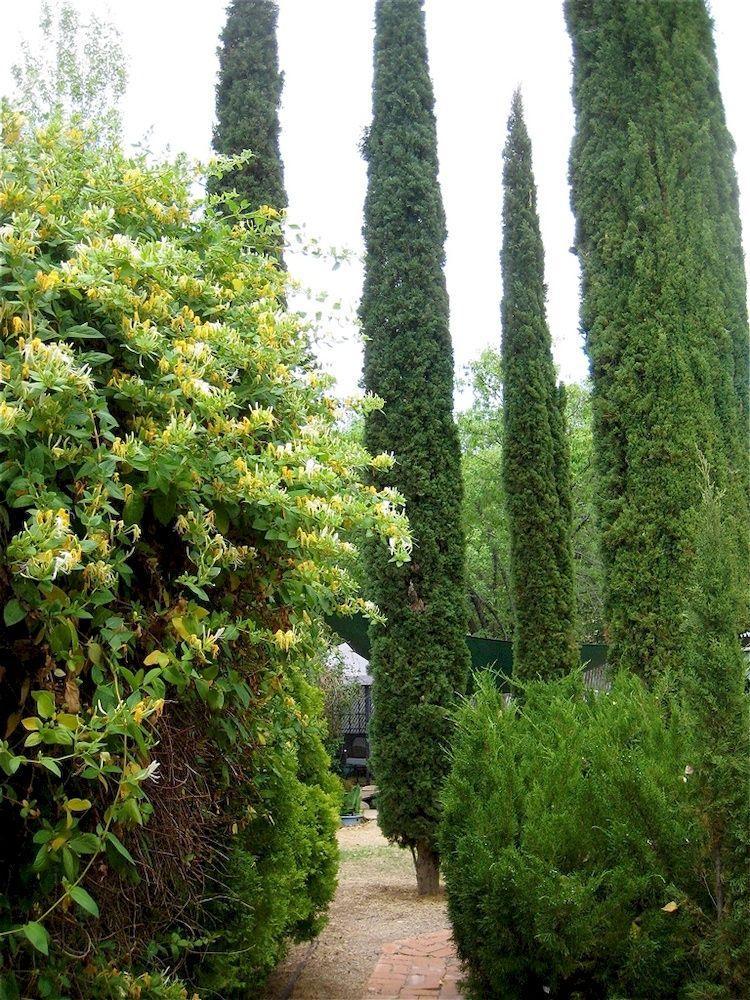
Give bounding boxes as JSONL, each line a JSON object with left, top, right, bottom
{"left": 121, "top": 798, "right": 143, "bottom": 825}
{"left": 87, "top": 640, "right": 103, "bottom": 665}
{"left": 152, "top": 491, "right": 176, "bottom": 526}
{"left": 206, "top": 686, "right": 225, "bottom": 710}
{"left": 37, "top": 757, "right": 61, "bottom": 777}
{"left": 3, "top": 599, "right": 25, "bottom": 627}
{"left": 31, "top": 690, "right": 55, "bottom": 719}
{"left": 0, "top": 750, "right": 24, "bottom": 776}
{"left": 214, "top": 505, "right": 230, "bottom": 534}
{"left": 62, "top": 847, "right": 78, "bottom": 881}
{"left": 106, "top": 831, "right": 136, "bottom": 864}
{"left": 49, "top": 620, "right": 76, "bottom": 656}
{"left": 25, "top": 446, "right": 46, "bottom": 473}
{"left": 69, "top": 833, "right": 101, "bottom": 855}
{"left": 123, "top": 491, "right": 145, "bottom": 526}
{"left": 68, "top": 885, "right": 99, "bottom": 917}
{"left": 22, "top": 921, "right": 49, "bottom": 955}
{"left": 65, "top": 324, "right": 104, "bottom": 340}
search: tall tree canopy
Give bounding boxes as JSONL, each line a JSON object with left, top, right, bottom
{"left": 213, "top": 0, "right": 286, "bottom": 209}
{"left": 361, "top": 0, "right": 470, "bottom": 895}
{"left": 566, "top": 0, "right": 749, "bottom": 678}
{"left": 501, "top": 94, "right": 577, "bottom": 679}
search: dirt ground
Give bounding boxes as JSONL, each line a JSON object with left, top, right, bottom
{"left": 263, "top": 820, "right": 451, "bottom": 1000}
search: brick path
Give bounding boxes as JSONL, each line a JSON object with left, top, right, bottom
{"left": 365, "top": 928, "right": 463, "bottom": 998}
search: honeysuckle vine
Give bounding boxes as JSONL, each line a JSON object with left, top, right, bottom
{"left": 0, "top": 107, "right": 411, "bottom": 962}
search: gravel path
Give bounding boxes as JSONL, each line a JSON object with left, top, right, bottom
{"left": 263, "top": 821, "right": 452, "bottom": 999}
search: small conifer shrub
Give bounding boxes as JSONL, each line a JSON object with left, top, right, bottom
{"left": 441, "top": 672, "right": 727, "bottom": 999}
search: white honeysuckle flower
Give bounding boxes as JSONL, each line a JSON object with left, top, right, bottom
{"left": 191, "top": 378, "right": 215, "bottom": 396}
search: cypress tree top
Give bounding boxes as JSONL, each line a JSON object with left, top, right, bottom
{"left": 213, "top": 0, "right": 286, "bottom": 209}
{"left": 361, "top": 0, "right": 469, "bottom": 894}
{"left": 501, "top": 93, "right": 577, "bottom": 680}
{"left": 566, "top": 0, "right": 749, "bottom": 677}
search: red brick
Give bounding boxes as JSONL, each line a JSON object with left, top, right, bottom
{"left": 366, "top": 931, "right": 464, "bottom": 1000}
{"left": 431, "top": 945, "right": 455, "bottom": 958}
{"left": 368, "top": 985, "right": 401, "bottom": 996}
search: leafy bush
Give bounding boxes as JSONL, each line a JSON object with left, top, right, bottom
{"left": 441, "top": 672, "right": 717, "bottom": 999}
{"left": 0, "top": 108, "right": 410, "bottom": 995}
{"left": 195, "top": 662, "right": 340, "bottom": 994}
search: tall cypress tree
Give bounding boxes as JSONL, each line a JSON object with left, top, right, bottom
{"left": 566, "top": 0, "right": 749, "bottom": 679}
{"left": 501, "top": 94, "right": 577, "bottom": 680}
{"left": 361, "top": 0, "right": 470, "bottom": 895}
{"left": 213, "top": 0, "right": 286, "bottom": 210}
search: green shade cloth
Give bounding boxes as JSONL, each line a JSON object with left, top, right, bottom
{"left": 327, "top": 614, "right": 607, "bottom": 689}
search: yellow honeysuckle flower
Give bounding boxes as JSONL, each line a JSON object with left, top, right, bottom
{"left": 35, "top": 270, "right": 61, "bottom": 293}
{"left": 273, "top": 629, "right": 297, "bottom": 652}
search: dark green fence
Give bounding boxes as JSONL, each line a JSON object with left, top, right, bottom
{"left": 327, "top": 613, "right": 608, "bottom": 691}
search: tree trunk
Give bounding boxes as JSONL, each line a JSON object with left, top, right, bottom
{"left": 414, "top": 840, "right": 440, "bottom": 896}
{"left": 469, "top": 590, "right": 489, "bottom": 633}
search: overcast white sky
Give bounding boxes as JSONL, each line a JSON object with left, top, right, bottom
{"left": 2, "top": 1, "right": 749, "bottom": 402}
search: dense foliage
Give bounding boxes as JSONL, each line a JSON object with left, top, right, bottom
{"left": 195, "top": 660, "right": 340, "bottom": 995}
{"left": 361, "top": 0, "right": 470, "bottom": 893}
{"left": 680, "top": 474, "right": 750, "bottom": 987}
{"left": 566, "top": 0, "right": 750, "bottom": 677}
{"left": 459, "top": 353, "right": 604, "bottom": 644}
{"left": 500, "top": 95, "right": 577, "bottom": 679}
{"left": 441, "top": 671, "right": 740, "bottom": 999}
{"left": 0, "top": 110, "right": 410, "bottom": 996}
{"left": 213, "top": 0, "right": 286, "bottom": 211}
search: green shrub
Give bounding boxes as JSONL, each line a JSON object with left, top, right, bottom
{"left": 195, "top": 662, "right": 340, "bottom": 994}
{"left": 680, "top": 473, "right": 750, "bottom": 992}
{"left": 441, "top": 672, "right": 715, "bottom": 999}
{"left": 0, "top": 108, "right": 410, "bottom": 996}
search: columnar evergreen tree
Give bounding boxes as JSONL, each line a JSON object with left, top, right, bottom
{"left": 361, "top": 0, "right": 470, "bottom": 895}
{"left": 213, "top": 0, "right": 286, "bottom": 210}
{"left": 501, "top": 94, "right": 577, "bottom": 679}
{"left": 566, "top": 0, "right": 750, "bottom": 678}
